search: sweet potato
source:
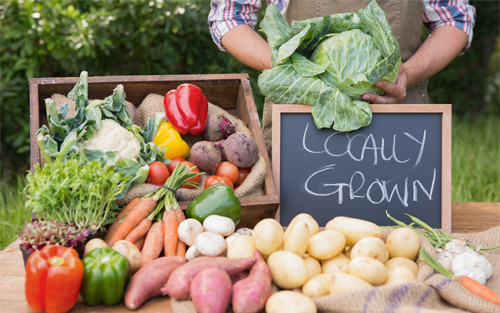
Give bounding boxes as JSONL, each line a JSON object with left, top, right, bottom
{"left": 190, "top": 268, "right": 232, "bottom": 313}
{"left": 124, "top": 256, "right": 187, "bottom": 310}
{"left": 201, "top": 114, "right": 236, "bottom": 142}
{"left": 190, "top": 141, "right": 222, "bottom": 172}
{"left": 161, "top": 256, "right": 256, "bottom": 300}
{"left": 223, "top": 132, "right": 259, "bottom": 168}
{"left": 232, "top": 250, "right": 272, "bottom": 313}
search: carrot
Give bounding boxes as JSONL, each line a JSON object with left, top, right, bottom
{"left": 104, "top": 198, "right": 141, "bottom": 244}
{"left": 141, "top": 221, "right": 164, "bottom": 265}
{"left": 163, "top": 210, "right": 179, "bottom": 257}
{"left": 125, "top": 217, "right": 153, "bottom": 243}
{"left": 108, "top": 198, "right": 157, "bottom": 247}
{"left": 133, "top": 236, "right": 146, "bottom": 251}
{"left": 174, "top": 208, "right": 186, "bottom": 257}
{"left": 455, "top": 276, "right": 500, "bottom": 306}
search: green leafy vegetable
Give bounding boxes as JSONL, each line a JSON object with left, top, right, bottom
{"left": 258, "top": 0, "right": 400, "bottom": 132}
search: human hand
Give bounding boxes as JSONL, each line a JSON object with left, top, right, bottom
{"left": 362, "top": 63, "right": 408, "bottom": 104}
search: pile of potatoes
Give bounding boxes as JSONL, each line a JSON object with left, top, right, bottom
{"left": 227, "top": 214, "right": 421, "bottom": 313}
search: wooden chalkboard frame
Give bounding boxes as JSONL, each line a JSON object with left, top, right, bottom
{"left": 272, "top": 104, "right": 452, "bottom": 231}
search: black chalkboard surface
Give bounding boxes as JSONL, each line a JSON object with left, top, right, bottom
{"left": 272, "top": 105, "right": 452, "bottom": 231}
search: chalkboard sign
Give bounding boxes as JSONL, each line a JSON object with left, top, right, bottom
{"left": 272, "top": 105, "right": 451, "bottom": 231}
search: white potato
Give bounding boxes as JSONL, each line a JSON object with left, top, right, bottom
{"left": 322, "top": 253, "right": 350, "bottom": 273}
{"left": 303, "top": 255, "right": 322, "bottom": 279}
{"left": 112, "top": 240, "right": 142, "bottom": 274}
{"left": 227, "top": 235, "right": 255, "bottom": 259}
{"left": 266, "top": 291, "right": 317, "bottom": 313}
{"left": 195, "top": 232, "right": 226, "bottom": 257}
{"left": 302, "top": 273, "right": 332, "bottom": 298}
{"left": 235, "top": 227, "right": 253, "bottom": 235}
{"left": 385, "top": 257, "right": 419, "bottom": 277}
{"left": 85, "top": 238, "right": 108, "bottom": 256}
{"left": 386, "top": 228, "right": 421, "bottom": 260}
{"left": 284, "top": 213, "right": 319, "bottom": 239}
{"left": 225, "top": 232, "right": 241, "bottom": 249}
{"left": 267, "top": 251, "right": 309, "bottom": 289}
{"left": 185, "top": 244, "right": 202, "bottom": 260}
{"left": 348, "top": 257, "right": 387, "bottom": 286}
{"left": 307, "top": 230, "right": 346, "bottom": 260}
{"left": 350, "top": 237, "right": 389, "bottom": 263}
{"left": 325, "top": 217, "right": 383, "bottom": 247}
{"left": 329, "top": 273, "right": 372, "bottom": 295}
{"left": 283, "top": 222, "right": 310, "bottom": 256}
{"left": 253, "top": 218, "right": 284, "bottom": 257}
{"left": 202, "top": 215, "right": 235, "bottom": 237}
{"left": 178, "top": 218, "right": 204, "bottom": 246}
{"left": 384, "top": 266, "right": 416, "bottom": 285}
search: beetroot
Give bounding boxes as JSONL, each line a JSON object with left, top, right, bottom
{"left": 190, "top": 268, "right": 232, "bottom": 313}
{"left": 201, "top": 114, "right": 236, "bottom": 141}
{"left": 216, "top": 140, "right": 227, "bottom": 162}
{"left": 190, "top": 141, "right": 222, "bottom": 172}
{"left": 232, "top": 251, "right": 272, "bottom": 313}
{"left": 223, "top": 133, "right": 259, "bottom": 168}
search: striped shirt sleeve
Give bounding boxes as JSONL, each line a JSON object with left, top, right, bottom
{"left": 208, "top": 0, "right": 288, "bottom": 51}
{"left": 423, "top": 0, "right": 476, "bottom": 52}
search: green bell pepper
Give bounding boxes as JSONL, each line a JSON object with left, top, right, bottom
{"left": 81, "top": 247, "right": 130, "bottom": 306}
{"left": 186, "top": 183, "right": 242, "bottom": 225}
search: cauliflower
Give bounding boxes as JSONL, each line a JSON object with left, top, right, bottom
{"left": 81, "top": 119, "right": 141, "bottom": 160}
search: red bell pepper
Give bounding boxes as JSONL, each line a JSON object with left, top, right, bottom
{"left": 25, "top": 245, "right": 83, "bottom": 313}
{"left": 163, "top": 83, "right": 208, "bottom": 135}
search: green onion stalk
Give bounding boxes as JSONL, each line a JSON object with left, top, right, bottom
{"left": 144, "top": 163, "right": 203, "bottom": 221}
{"left": 384, "top": 211, "right": 500, "bottom": 251}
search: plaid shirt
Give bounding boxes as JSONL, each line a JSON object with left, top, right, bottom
{"left": 208, "top": 0, "right": 476, "bottom": 52}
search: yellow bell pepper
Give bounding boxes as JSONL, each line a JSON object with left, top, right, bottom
{"left": 153, "top": 122, "right": 191, "bottom": 159}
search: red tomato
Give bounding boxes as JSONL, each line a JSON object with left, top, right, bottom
{"left": 235, "top": 167, "right": 251, "bottom": 187}
{"left": 167, "top": 157, "right": 187, "bottom": 174}
{"left": 205, "top": 175, "right": 234, "bottom": 189}
{"left": 147, "top": 161, "right": 170, "bottom": 186}
{"left": 180, "top": 161, "right": 201, "bottom": 189}
{"left": 216, "top": 162, "right": 239, "bottom": 184}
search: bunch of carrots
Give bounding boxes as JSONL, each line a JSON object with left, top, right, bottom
{"left": 104, "top": 163, "right": 202, "bottom": 265}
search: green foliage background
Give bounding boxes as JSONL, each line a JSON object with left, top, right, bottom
{"left": 1, "top": 0, "right": 499, "bottom": 179}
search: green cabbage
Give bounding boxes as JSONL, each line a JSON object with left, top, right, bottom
{"left": 258, "top": 0, "right": 400, "bottom": 132}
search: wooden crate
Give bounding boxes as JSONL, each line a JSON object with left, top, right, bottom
{"left": 29, "top": 73, "right": 279, "bottom": 228}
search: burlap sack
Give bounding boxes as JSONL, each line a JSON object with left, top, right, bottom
{"left": 50, "top": 93, "right": 266, "bottom": 205}
{"left": 118, "top": 93, "right": 266, "bottom": 205}
{"left": 171, "top": 226, "right": 500, "bottom": 313}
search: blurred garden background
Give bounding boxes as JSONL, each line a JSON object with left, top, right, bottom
{"left": 1, "top": 0, "right": 499, "bottom": 249}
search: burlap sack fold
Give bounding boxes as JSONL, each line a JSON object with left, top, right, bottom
{"left": 171, "top": 226, "right": 500, "bottom": 313}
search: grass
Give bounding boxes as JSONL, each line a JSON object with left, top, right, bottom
{"left": 0, "top": 116, "right": 498, "bottom": 249}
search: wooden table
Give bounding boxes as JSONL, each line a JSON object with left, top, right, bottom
{"left": 2, "top": 202, "right": 498, "bottom": 313}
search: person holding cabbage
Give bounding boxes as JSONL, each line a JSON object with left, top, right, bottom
{"left": 208, "top": 0, "right": 475, "bottom": 157}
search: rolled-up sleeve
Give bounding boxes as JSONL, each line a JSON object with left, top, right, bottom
{"left": 208, "top": 0, "right": 288, "bottom": 51}
{"left": 423, "top": 0, "right": 476, "bottom": 52}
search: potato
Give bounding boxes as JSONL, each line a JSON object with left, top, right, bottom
{"left": 344, "top": 247, "right": 352, "bottom": 259}
{"left": 348, "top": 257, "right": 387, "bottom": 286}
{"left": 307, "top": 230, "right": 346, "bottom": 260}
{"left": 266, "top": 291, "right": 317, "bottom": 313}
{"left": 283, "top": 222, "right": 310, "bottom": 256}
{"left": 227, "top": 235, "right": 256, "bottom": 259}
{"left": 329, "top": 273, "right": 372, "bottom": 295}
{"left": 325, "top": 216, "right": 383, "bottom": 247}
{"left": 253, "top": 219, "right": 284, "bottom": 257}
{"left": 303, "top": 255, "right": 322, "bottom": 279}
{"left": 267, "top": 251, "right": 309, "bottom": 289}
{"left": 350, "top": 237, "right": 389, "bottom": 263}
{"left": 225, "top": 232, "right": 241, "bottom": 249}
{"left": 384, "top": 266, "right": 416, "bottom": 286}
{"left": 203, "top": 215, "right": 235, "bottom": 237}
{"left": 385, "top": 257, "right": 418, "bottom": 277}
{"left": 196, "top": 232, "right": 226, "bottom": 257}
{"left": 322, "top": 253, "right": 350, "bottom": 273}
{"left": 284, "top": 214, "right": 319, "bottom": 239}
{"left": 112, "top": 240, "right": 142, "bottom": 274}
{"left": 85, "top": 238, "right": 108, "bottom": 256}
{"left": 302, "top": 273, "right": 332, "bottom": 298}
{"left": 178, "top": 219, "right": 204, "bottom": 246}
{"left": 386, "top": 228, "right": 421, "bottom": 260}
